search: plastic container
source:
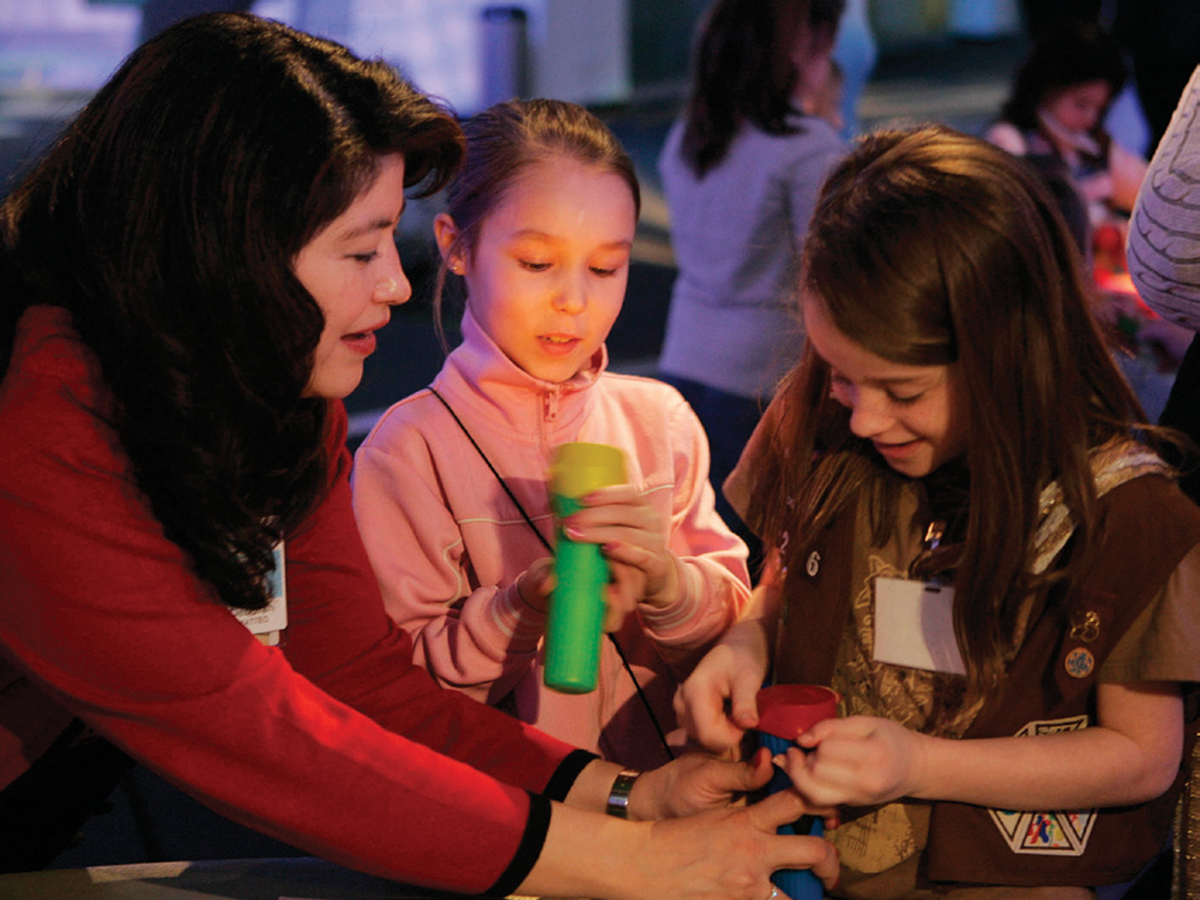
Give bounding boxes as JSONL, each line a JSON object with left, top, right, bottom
{"left": 755, "top": 684, "right": 839, "bottom": 900}
{"left": 543, "top": 442, "right": 626, "bottom": 693}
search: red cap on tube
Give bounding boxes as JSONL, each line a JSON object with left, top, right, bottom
{"left": 755, "top": 684, "right": 838, "bottom": 739}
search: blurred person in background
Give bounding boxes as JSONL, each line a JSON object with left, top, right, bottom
{"left": 657, "top": 0, "right": 847, "bottom": 572}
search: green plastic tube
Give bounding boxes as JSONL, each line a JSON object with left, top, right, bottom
{"left": 544, "top": 442, "right": 626, "bottom": 694}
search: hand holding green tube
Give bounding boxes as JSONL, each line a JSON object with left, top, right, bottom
{"left": 544, "top": 442, "right": 627, "bottom": 694}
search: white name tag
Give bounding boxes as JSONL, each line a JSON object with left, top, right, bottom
{"left": 232, "top": 541, "right": 287, "bottom": 646}
{"left": 873, "top": 576, "right": 965, "bottom": 675}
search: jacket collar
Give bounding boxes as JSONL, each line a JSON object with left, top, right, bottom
{"left": 431, "top": 306, "right": 607, "bottom": 441}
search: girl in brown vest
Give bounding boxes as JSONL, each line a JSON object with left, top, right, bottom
{"left": 677, "top": 125, "right": 1200, "bottom": 897}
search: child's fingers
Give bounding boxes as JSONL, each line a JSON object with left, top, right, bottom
{"left": 674, "top": 672, "right": 749, "bottom": 754}
{"left": 728, "top": 675, "right": 762, "bottom": 731}
{"left": 567, "top": 486, "right": 661, "bottom": 534}
{"left": 603, "top": 539, "right": 678, "bottom": 609}
{"left": 775, "top": 746, "right": 853, "bottom": 808}
{"left": 602, "top": 563, "right": 643, "bottom": 630}
{"left": 599, "top": 538, "right": 667, "bottom": 577}
{"left": 563, "top": 515, "right": 652, "bottom": 548}
{"left": 784, "top": 718, "right": 913, "bottom": 807}
{"left": 580, "top": 484, "right": 641, "bottom": 506}
{"left": 794, "top": 716, "right": 842, "bottom": 748}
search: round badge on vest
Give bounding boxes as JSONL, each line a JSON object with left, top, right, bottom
{"left": 1064, "top": 646, "right": 1095, "bottom": 678}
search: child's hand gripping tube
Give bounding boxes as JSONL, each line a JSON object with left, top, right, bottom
{"left": 755, "top": 684, "right": 839, "bottom": 900}
{"left": 544, "top": 442, "right": 627, "bottom": 694}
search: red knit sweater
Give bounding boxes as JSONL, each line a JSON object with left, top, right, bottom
{"left": 0, "top": 305, "right": 583, "bottom": 894}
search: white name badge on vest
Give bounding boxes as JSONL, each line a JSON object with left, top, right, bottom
{"left": 231, "top": 541, "right": 287, "bottom": 646}
{"left": 873, "top": 576, "right": 965, "bottom": 675}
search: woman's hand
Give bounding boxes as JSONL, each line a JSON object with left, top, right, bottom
{"left": 629, "top": 747, "right": 774, "bottom": 819}
{"left": 674, "top": 616, "right": 772, "bottom": 755}
{"left": 522, "top": 789, "right": 839, "bottom": 900}
{"left": 637, "top": 792, "right": 839, "bottom": 898}
{"left": 562, "top": 484, "right": 680, "bottom": 629}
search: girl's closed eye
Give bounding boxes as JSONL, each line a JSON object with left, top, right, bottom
{"left": 518, "top": 258, "right": 551, "bottom": 272}
{"left": 590, "top": 264, "right": 627, "bottom": 278}
{"left": 589, "top": 253, "right": 630, "bottom": 278}
{"left": 887, "top": 390, "right": 924, "bottom": 406}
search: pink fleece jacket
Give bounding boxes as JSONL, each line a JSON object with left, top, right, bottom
{"left": 352, "top": 310, "right": 751, "bottom": 769}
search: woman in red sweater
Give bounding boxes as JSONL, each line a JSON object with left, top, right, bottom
{"left": 0, "top": 12, "right": 835, "bottom": 898}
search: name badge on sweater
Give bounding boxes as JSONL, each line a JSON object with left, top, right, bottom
{"left": 873, "top": 576, "right": 965, "bottom": 675}
{"left": 232, "top": 541, "right": 287, "bottom": 646}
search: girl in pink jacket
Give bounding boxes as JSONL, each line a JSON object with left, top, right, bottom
{"left": 352, "top": 99, "right": 752, "bottom": 769}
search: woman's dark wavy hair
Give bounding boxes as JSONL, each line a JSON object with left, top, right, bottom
{"left": 1000, "top": 20, "right": 1128, "bottom": 133}
{"left": 432, "top": 97, "right": 640, "bottom": 348}
{"left": 0, "top": 13, "right": 464, "bottom": 610}
{"left": 748, "top": 125, "right": 1149, "bottom": 695}
{"left": 679, "top": 0, "right": 845, "bottom": 176}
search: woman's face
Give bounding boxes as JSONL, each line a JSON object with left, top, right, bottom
{"left": 295, "top": 154, "right": 410, "bottom": 399}
{"left": 804, "top": 293, "right": 968, "bottom": 479}
{"left": 1042, "top": 80, "right": 1112, "bottom": 135}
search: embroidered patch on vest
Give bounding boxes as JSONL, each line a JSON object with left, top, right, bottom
{"left": 987, "top": 716, "right": 1096, "bottom": 856}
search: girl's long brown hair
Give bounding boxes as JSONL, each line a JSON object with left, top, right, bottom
{"left": 748, "top": 126, "right": 1148, "bottom": 694}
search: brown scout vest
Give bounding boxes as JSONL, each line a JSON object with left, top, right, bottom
{"left": 772, "top": 473, "right": 1200, "bottom": 888}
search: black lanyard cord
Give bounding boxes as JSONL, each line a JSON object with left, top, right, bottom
{"left": 428, "top": 387, "right": 554, "bottom": 554}
{"left": 427, "top": 386, "right": 675, "bottom": 762}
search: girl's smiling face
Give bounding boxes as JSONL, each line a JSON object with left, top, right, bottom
{"left": 804, "top": 293, "right": 968, "bottom": 478}
{"left": 440, "top": 156, "right": 636, "bottom": 384}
